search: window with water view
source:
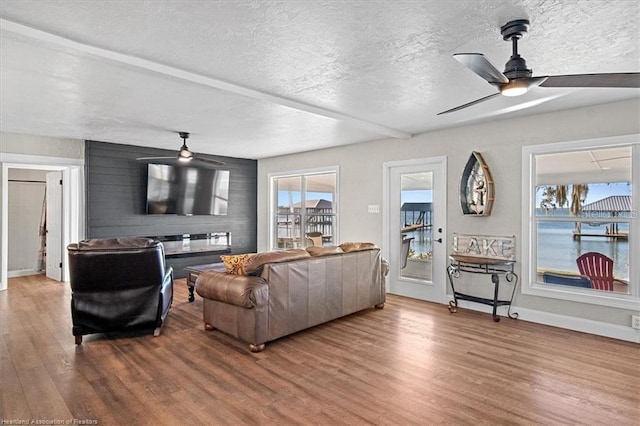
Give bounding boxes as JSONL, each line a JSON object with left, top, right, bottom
{"left": 531, "top": 144, "right": 636, "bottom": 300}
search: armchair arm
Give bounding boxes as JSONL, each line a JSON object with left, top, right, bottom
{"left": 195, "top": 270, "right": 268, "bottom": 309}
{"left": 158, "top": 265, "right": 174, "bottom": 324}
{"left": 163, "top": 265, "right": 174, "bottom": 287}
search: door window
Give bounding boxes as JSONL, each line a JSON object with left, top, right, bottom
{"left": 400, "top": 172, "right": 433, "bottom": 281}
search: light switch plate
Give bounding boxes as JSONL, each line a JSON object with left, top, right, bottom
{"left": 368, "top": 204, "right": 380, "bottom": 214}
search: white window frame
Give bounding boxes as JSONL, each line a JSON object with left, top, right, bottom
{"left": 521, "top": 135, "right": 639, "bottom": 310}
{"left": 268, "top": 166, "right": 339, "bottom": 251}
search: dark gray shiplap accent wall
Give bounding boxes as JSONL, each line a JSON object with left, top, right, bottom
{"left": 85, "top": 141, "right": 257, "bottom": 277}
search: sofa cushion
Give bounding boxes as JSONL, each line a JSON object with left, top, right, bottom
{"left": 306, "top": 245, "right": 344, "bottom": 256}
{"left": 243, "top": 249, "right": 310, "bottom": 275}
{"left": 339, "top": 242, "right": 377, "bottom": 252}
{"left": 221, "top": 253, "right": 255, "bottom": 275}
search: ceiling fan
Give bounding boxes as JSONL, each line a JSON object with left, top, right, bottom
{"left": 438, "top": 19, "right": 640, "bottom": 115}
{"left": 136, "top": 132, "right": 225, "bottom": 166}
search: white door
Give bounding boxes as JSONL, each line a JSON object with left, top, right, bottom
{"left": 384, "top": 158, "right": 447, "bottom": 303}
{"left": 46, "top": 171, "right": 63, "bottom": 281}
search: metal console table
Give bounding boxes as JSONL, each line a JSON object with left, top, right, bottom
{"left": 447, "top": 254, "right": 518, "bottom": 322}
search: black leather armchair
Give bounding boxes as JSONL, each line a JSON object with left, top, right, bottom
{"left": 67, "top": 237, "right": 173, "bottom": 344}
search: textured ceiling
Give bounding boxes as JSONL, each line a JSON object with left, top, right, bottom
{"left": 1, "top": 0, "right": 639, "bottom": 159}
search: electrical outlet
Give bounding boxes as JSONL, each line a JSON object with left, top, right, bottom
{"left": 367, "top": 204, "right": 380, "bottom": 214}
{"left": 632, "top": 315, "right": 640, "bottom": 330}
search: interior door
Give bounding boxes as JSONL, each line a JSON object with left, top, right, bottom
{"left": 384, "top": 158, "right": 447, "bottom": 303}
{"left": 46, "top": 171, "right": 63, "bottom": 281}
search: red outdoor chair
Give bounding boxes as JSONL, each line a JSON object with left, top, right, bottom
{"left": 576, "top": 252, "right": 614, "bottom": 291}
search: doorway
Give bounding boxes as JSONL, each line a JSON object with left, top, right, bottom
{"left": 383, "top": 157, "right": 447, "bottom": 303}
{"left": 1, "top": 157, "right": 84, "bottom": 290}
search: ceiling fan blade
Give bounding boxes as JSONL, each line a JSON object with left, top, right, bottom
{"left": 193, "top": 156, "right": 226, "bottom": 166}
{"left": 437, "top": 92, "right": 501, "bottom": 115}
{"left": 136, "top": 156, "right": 176, "bottom": 161}
{"left": 454, "top": 53, "right": 510, "bottom": 85}
{"left": 137, "top": 156, "right": 224, "bottom": 167}
{"left": 540, "top": 73, "right": 640, "bottom": 88}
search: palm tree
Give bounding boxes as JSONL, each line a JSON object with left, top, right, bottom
{"left": 570, "top": 184, "right": 589, "bottom": 234}
{"left": 538, "top": 184, "right": 588, "bottom": 233}
{"left": 539, "top": 185, "right": 569, "bottom": 212}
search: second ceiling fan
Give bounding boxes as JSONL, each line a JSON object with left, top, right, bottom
{"left": 137, "top": 132, "right": 225, "bottom": 166}
{"left": 438, "top": 19, "right": 640, "bottom": 115}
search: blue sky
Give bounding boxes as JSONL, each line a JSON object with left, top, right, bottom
{"left": 583, "top": 182, "right": 631, "bottom": 203}
{"left": 279, "top": 183, "right": 630, "bottom": 207}
{"left": 401, "top": 184, "right": 633, "bottom": 206}
{"left": 401, "top": 183, "right": 632, "bottom": 206}
{"left": 278, "top": 191, "right": 333, "bottom": 206}
{"left": 401, "top": 190, "right": 432, "bottom": 204}
{"left": 536, "top": 182, "right": 631, "bottom": 206}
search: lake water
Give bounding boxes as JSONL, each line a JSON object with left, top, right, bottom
{"left": 404, "top": 210, "right": 630, "bottom": 279}
{"left": 537, "top": 220, "right": 629, "bottom": 278}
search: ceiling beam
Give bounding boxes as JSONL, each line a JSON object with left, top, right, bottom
{"left": 1, "top": 19, "right": 412, "bottom": 140}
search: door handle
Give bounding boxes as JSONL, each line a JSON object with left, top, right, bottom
{"left": 436, "top": 238, "right": 443, "bottom": 243}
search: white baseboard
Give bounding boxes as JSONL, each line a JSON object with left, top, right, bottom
{"left": 8, "top": 269, "right": 43, "bottom": 278}
{"left": 455, "top": 300, "right": 640, "bottom": 343}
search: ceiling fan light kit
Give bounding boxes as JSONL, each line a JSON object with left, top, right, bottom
{"left": 500, "top": 80, "right": 531, "bottom": 97}
{"left": 178, "top": 132, "right": 193, "bottom": 162}
{"left": 438, "top": 18, "right": 640, "bottom": 115}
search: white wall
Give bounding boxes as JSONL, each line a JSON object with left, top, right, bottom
{"left": 257, "top": 99, "right": 640, "bottom": 333}
{"left": 7, "top": 169, "right": 47, "bottom": 275}
{"left": 0, "top": 132, "right": 85, "bottom": 158}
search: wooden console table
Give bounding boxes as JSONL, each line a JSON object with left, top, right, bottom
{"left": 447, "top": 254, "right": 518, "bottom": 322}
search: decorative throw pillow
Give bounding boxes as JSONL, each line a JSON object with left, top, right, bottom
{"left": 339, "top": 242, "right": 377, "bottom": 252}
{"left": 242, "top": 249, "right": 311, "bottom": 275}
{"left": 306, "top": 245, "right": 344, "bottom": 257}
{"left": 221, "top": 254, "right": 254, "bottom": 275}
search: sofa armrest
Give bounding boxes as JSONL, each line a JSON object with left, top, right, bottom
{"left": 195, "top": 270, "right": 268, "bottom": 309}
{"left": 381, "top": 257, "right": 389, "bottom": 277}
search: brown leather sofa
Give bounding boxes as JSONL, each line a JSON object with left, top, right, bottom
{"left": 195, "top": 243, "right": 388, "bottom": 352}
{"left": 67, "top": 237, "right": 173, "bottom": 344}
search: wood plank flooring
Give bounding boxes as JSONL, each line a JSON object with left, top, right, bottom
{"left": 1, "top": 275, "right": 638, "bottom": 425}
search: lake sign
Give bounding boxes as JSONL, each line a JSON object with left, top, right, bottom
{"left": 451, "top": 233, "right": 516, "bottom": 261}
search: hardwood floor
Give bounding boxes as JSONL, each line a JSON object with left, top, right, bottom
{"left": 1, "top": 275, "right": 638, "bottom": 425}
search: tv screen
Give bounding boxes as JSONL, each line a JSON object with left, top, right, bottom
{"left": 146, "top": 164, "right": 229, "bottom": 215}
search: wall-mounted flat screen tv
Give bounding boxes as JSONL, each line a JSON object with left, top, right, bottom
{"left": 146, "top": 164, "right": 229, "bottom": 215}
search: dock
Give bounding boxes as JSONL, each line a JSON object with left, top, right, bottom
{"left": 401, "top": 224, "right": 431, "bottom": 233}
{"left": 576, "top": 196, "right": 631, "bottom": 242}
{"left": 572, "top": 231, "right": 628, "bottom": 241}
